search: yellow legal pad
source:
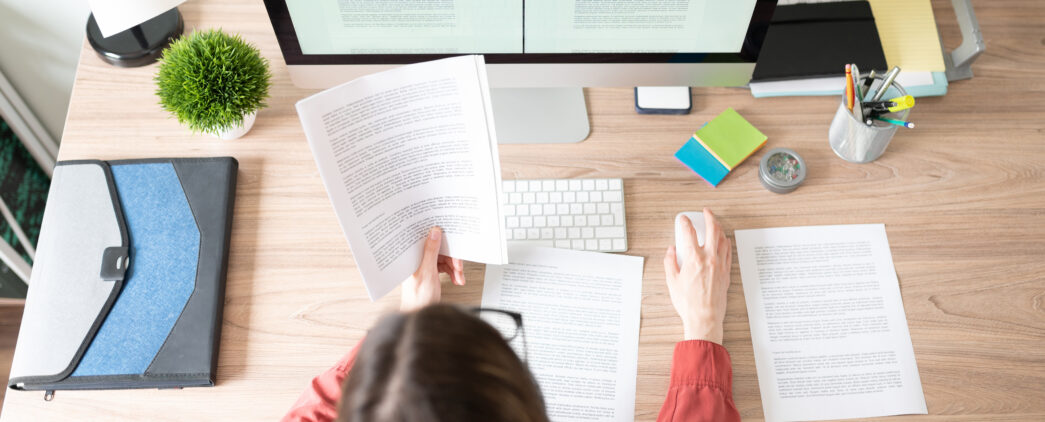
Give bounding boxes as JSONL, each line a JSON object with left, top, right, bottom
{"left": 868, "top": 0, "right": 946, "bottom": 72}
{"left": 693, "top": 108, "right": 767, "bottom": 170}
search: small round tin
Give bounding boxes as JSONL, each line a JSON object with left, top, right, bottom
{"left": 759, "top": 148, "right": 806, "bottom": 194}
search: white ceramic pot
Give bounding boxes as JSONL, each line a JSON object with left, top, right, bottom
{"left": 213, "top": 111, "right": 257, "bottom": 140}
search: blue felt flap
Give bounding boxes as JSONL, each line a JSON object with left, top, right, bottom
{"left": 71, "top": 162, "right": 200, "bottom": 377}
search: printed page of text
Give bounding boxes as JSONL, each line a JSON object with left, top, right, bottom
{"left": 736, "top": 224, "right": 927, "bottom": 422}
{"left": 297, "top": 55, "right": 506, "bottom": 300}
{"left": 481, "top": 246, "right": 644, "bottom": 422}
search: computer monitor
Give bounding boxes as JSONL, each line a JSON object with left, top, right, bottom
{"left": 263, "top": 0, "right": 777, "bottom": 143}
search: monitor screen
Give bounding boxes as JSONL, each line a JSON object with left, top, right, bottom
{"left": 286, "top": 0, "right": 759, "bottom": 55}
{"left": 266, "top": 0, "right": 776, "bottom": 65}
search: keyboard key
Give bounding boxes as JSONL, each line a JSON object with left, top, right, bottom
{"left": 614, "top": 211, "right": 624, "bottom": 225}
{"left": 550, "top": 192, "right": 562, "bottom": 203}
{"left": 518, "top": 205, "right": 529, "bottom": 216}
{"left": 586, "top": 215, "right": 600, "bottom": 226}
{"left": 609, "top": 179, "right": 622, "bottom": 190}
{"left": 599, "top": 239, "right": 612, "bottom": 250}
{"left": 611, "top": 202, "right": 623, "bottom": 213}
{"left": 536, "top": 192, "right": 549, "bottom": 203}
{"left": 601, "top": 214, "right": 614, "bottom": 225}
{"left": 583, "top": 203, "right": 596, "bottom": 214}
{"left": 517, "top": 182, "right": 529, "bottom": 193}
{"left": 506, "top": 216, "right": 519, "bottom": 228}
{"left": 571, "top": 239, "right": 584, "bottom": 250}
{"left": 548, "top": 215, "right": 560, "bottom": 227}
{"left": 529, "top": 181, "right": 542, "bottom": 191}
{"left": 555, "top": 240, "right": 571, "bottom": 248}
{"left": 613, "top": 238, "right": 626, "bottom": 250}
{"left": 509, "top": 193, "right": 522, "bottom": 204}
{"left": 596, "top": 179, "right": 608, "bottom": 190}
{"left": 520, "top": 216, "right": 533, "bottom": 228}
{"left": 513, "top": 228, "right": 526, "bottom": 239}
{"left": 577, "top": 191, "right": 589, "bottom": 202}
{"left": 568, "top": 227, "right": 581, "bottom": 238}
{"left": 504, "top": 204, "right": 516, "bottom": 216}
{"left": 563, "top": 192, "right": 576, "bottom": 203}
{"left": 501, "top": 193, "right": 508, "bottom": 204}
{"left": 556, "top": 180, "right": 569, "bottom": 191}
{"left": 597, "top": 203, "right": 609, "bottom": 214}
{"left": 530, "top": 205, "right": 541, "bottom": 215}
{"left": 534, "top": 216, "right": 546, "bottom": 227}
{"left": 503, "top": 180, "right": 515, "bottom": 193}
{"left": 569, "top": 180, "right": 582, "bottom": 191}
{"left": 582, "top": 179, "right": 595, "bottom": 190}
{"left": 596, "top": 226, "right": 625, "bottom": 238}
{"left": 515, "top": 240, "right": 554, "bottom": 248}
{"left": 554, "top": 228, "right": 567, "bottom": 239}
{"left": 543, "top": 204, "right": 555, "bottom": 215}
{"left": 570, "top": 204, "right": 583, "bottom": 214}
{"left": 542, "top": 180, "right": 555, "bottom": 191}
{"left": 590, "top": 191, "right": 603, "bottom": 202}
{"left": 604, "top": 191, "right": 622, "bottom": 202}
{"left": 585, "top": 239, "right": 598, "bottom": 250}
{"left": 527, "top": 228, "right": 540, "bottom": 239}
{"left": 556, "top": 204, "right": 570, "bottom": 214}
{"left": 505, "top": 229, "right": 513, "bottom": 240}
{"left": 581, "top": 227, "right": 594, "bottom": 238}
{"left": 522, "top": 192, "right": 536, "bottom": 204}
{"left": 562, "top": 216, "right": 574, "bottom": 226}
{"left": 575, "top": 215, "right": 587, "bottom": 226}
{"left": 541, "top": 228, "right": 553, "bottom": 239}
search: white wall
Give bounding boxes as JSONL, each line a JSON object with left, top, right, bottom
{"left": 0, "top": 0, "right": 91, "bottom": 142}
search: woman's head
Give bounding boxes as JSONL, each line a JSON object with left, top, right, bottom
{"left": 337, "top": 304, "right": 548, "bottom": 422}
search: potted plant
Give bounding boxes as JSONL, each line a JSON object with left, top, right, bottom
{"left": 156, "top": 29, "right": 271, "bottom": 140}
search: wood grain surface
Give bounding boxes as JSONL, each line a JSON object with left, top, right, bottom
{"left": 2, "top": 0, "right": 1042, "bottom": 420}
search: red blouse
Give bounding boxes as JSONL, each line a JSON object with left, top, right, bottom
{"left": 282, "top": 339, "right": 739, "bottom": 422}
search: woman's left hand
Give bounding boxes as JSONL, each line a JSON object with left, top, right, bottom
{"left": 400, "top": 227, "right": 466, "bottom": 312}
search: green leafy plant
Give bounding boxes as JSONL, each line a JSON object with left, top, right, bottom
{"left": 156, "top": 29, "right": 271, "bottom": 134}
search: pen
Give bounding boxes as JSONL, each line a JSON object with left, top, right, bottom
{"left": 845, "top": 64, "right": 854, "bottom": 111}
{"left": 862, "top": 101, "right": 898, "bottom": 113}
{"left": 874, "top": 116, "right": 915, "bottom": 128}
{"left": 871, "top": 66, "right": 901, "bottom": 102}
{"left": 862, "top": 69, "right": 876, "bottom": 99}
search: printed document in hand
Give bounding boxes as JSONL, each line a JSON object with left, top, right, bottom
{"left": 297, "top": 55, "right": 507, "bottom": 300}
{"left": 735, "top": 224, "right": 927, "bottom": 422}
{"left": 481, "top": 246, "right": 644, "bottom": 422}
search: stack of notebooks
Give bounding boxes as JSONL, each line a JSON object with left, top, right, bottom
{"left": 675, "top": 108, "right": 767, "bottom": 187}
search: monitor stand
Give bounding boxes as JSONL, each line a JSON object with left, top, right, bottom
{"left": 490, "top": 88, "right": 590, "bottom": 144}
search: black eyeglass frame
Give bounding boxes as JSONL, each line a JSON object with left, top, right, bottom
{"left": 470, "top": 307, "right": 528, "bottom": 362}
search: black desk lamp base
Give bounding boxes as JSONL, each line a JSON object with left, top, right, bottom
{"left": 86, "top": 8, "right": 184, "bottom": 68}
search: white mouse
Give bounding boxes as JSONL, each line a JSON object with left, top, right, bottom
{"left": 674, "top": 212, "right": 706, "bottom": 265}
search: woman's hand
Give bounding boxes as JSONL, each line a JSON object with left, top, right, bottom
{"left": 663, "top": 208, "right": 733, "bottom": 344}
{"left": 401, "top": 227, "right": 466, "bottom": 312}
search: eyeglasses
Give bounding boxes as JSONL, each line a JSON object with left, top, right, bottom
{"left": 470, "top": 307, "right": 528, "bottom": 362}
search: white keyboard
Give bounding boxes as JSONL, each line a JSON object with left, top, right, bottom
{"left": 502, "top": 178, "right": 628, "bottom": 252}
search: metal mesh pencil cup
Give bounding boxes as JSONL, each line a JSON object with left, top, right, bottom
{"left": 828, "top": 75, "right": 910, "bottom": 163}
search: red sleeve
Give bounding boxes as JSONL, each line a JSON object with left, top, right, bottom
{"left": 281, "top": 339, "right": 364, "bottom": 422}
{"left": 657, "top": 340, "right": 740, "bottom": 422}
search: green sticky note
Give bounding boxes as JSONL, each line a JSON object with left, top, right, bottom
{"left": 693, "top": 108, "right": 767, "bottom": 170}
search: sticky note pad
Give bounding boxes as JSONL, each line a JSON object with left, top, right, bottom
{"left": 693, "top": 108, "right": 768, "bottom": 170}
{"left": 675, "top": 136, "right": 730, "bottom": 187}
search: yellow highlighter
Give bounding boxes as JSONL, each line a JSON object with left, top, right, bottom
{"left": 886, "top": 95, "right": 915, "bottom": 112}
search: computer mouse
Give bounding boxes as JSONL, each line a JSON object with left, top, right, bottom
{"left": 674, "top": 212, "right": 706, "bottom": 265}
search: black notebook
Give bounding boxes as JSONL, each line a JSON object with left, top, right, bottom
{"left": 8, "top": 157, "right": 237, "bottom": 392}
{"left": 751, "top": 1, "right": 888, "bottom": 82}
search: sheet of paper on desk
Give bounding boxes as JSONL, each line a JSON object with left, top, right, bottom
{"left": 481, "top": 246, "right": 644, "bottom": 422}
{"left": 296, "top": 55, "right": 507, "bottom": 300}
{"left": 735, "top": 224, "right": 926, "bottom": 422}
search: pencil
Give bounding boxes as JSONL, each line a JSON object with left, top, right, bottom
{"left": 845, "top": 64, "right": 854, "bottom": 111}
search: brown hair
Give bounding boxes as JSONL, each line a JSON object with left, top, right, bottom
{"left": 337, "top": 304, "right": 548, "bottom": 422}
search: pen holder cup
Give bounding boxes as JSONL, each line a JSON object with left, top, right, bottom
{"left": 828, "top": 76, "right": 909, "bottom": 163}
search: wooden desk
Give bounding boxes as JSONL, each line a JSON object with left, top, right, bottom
{"left": 3, "top": 0, "right": 1043, "bottom": 420}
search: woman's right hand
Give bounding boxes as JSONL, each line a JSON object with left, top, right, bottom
{"left": 662, "top": 208, "right": 733, "bottom": 344}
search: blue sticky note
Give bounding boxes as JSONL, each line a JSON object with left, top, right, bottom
{"left": 675, "top": 136, "right": 730, "bottom": 187}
